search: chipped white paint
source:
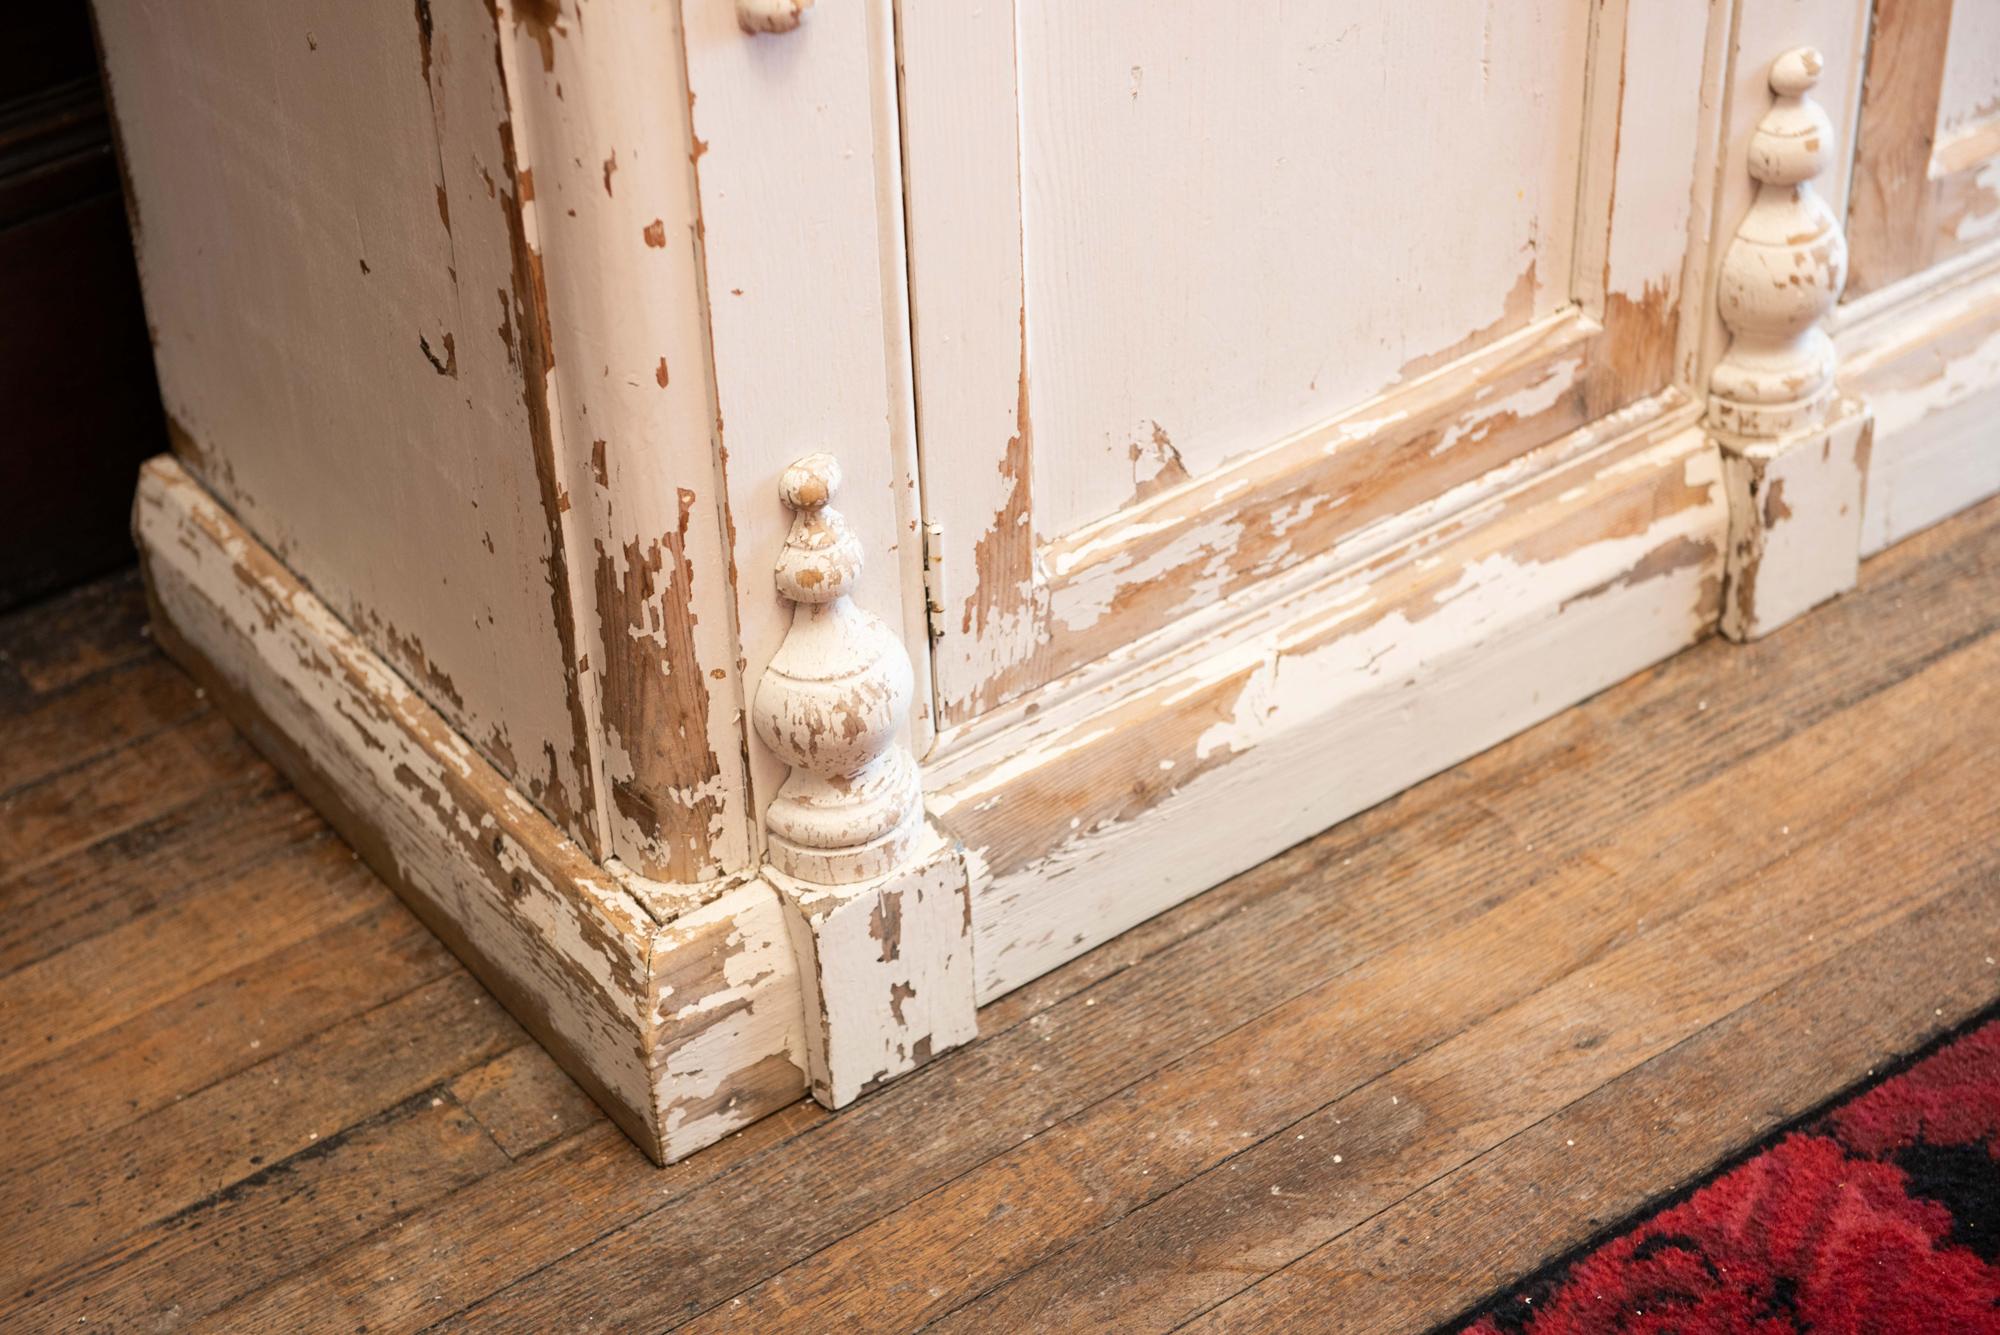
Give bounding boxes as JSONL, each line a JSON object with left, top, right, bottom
{"left": 737, "top": 0, "right": 812, "bottom": 35}
{"left": 1938, "top": 2, "right": 2000, "bottom": 140}
{"left": 1428, "top": 355, "right": 1584, "bottom": 458}
{"left": 137, "top": 458, "right": 657, "bottom": 1149}
{"left": 1578, "top": 0, "right": 1710, "bottom": 319}
{"left": 928, "top": 390, "right": 1680, "bottom": 777}
{"left": 106, "top": 0, "right": 2000, "bottom": 1165}
{"left": 906, "top": 0, "right": 1721, "bottom": 730}
{"left": 1718, "top": 405, "right": 1872, "bottom": 640}
{"left": 651, "top": 878, "right": 808, "bottom": 1153}
{"left": 905, "top": 1, "right": 1597, "bottom": 722}
{"left": 1709, "top": 49, "right": 1849, "bottom": 440}
{"left": 754, "top": 456, "right": 923, "bottom": 885}
{"left": 1709, "top": 46, "right": 1868, "bottom": 642}
{"left": 772, "top": 826, "right": 976, "bottom": 1108}
{"left": 137, "top": 457, "right": 810, "bottom": 1164}
{"left": 492, "top": 0, "right": 757, "bottom": 887}
{"left": 1954, "top": 160, "right": 2000, "bottom": 244}
{"left": 751, "top": 457, "right": 974, "bottom": 1105}
{"left": 1842, "top": 253, "right": 2000, "bottom": 555}
{"left": 683, "top": 0, "right": 935, "bottom": 830}
{"left": 95, "top": 0, "right": 602, "bottom": 847}
{"left": 931, "top": 415, "right": 1726, "bottom": 1002}
{"left": 1012, "top": 1, "right": 1587, "bottom": 535}
{"left": 1698, "top": 0, "right": 1870, "bottom": 387}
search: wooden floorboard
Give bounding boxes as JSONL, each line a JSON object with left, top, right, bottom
{"left": 0, "top": 497, "right": 1995, "bottom": 1334}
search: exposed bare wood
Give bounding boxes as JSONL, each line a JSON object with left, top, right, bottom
{"left": 909, "top": 1, "right": 1722, "bottom": 730}
{"left": 95, "top": 0, "right": 606, "bottom": 846}
{"left": 1708, "top": 46, "right": 1870, "bottom": 642}
{"left": 753, "top": 456, "right": 922, "bottom": 885}
{"left": 132, "top": 457, "right": 807, "bottom": 1166}
{"left": 774, "top": 826, "right": 976, "bottom": 1108}
{"left": 492, "top": 0, "right": 757, "bottom": 887}
{"left": 1709, "top": 48, "right": 1849, "bottom": 440}
{"left": 83, "top": 0, "right": 2000, "bottom": 1191}
{"left": 1847, "top": 0, "right": 2000, "bottom": 298}
{"left": 934, "top": 402, "right": 1727, "bottom": 1002}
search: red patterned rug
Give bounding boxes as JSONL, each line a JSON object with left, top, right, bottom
{"left": 1448, "top": 1012, "right": 2000, "bottom": 1334}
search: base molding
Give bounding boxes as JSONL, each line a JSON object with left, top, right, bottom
{"left": 134, "top": 334, "right": 1976, "bottom": 1156}
{"left": 927, "top": 402, "right": 1729, "bottom": 1003}
{"left": 135, "top": 458, "right": 811, "bottom": 1164}
{"left": 1715, "top": 402, "right": 1873, "bottom": 643}
{"left": 773, "top": 830, "right": 977, "bottom": 1107}
{"left": 1840, "top": 250, "right": 2000, "bottom": 556}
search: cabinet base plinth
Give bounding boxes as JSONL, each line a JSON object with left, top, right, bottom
{"left": 135, "top": 456, "right": 812, "bottom": 1165}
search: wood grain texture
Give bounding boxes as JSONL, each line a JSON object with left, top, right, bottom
{"left": 0, "top": 569, "right": 153, "bottom": 697}
{"left": 1192, "top": 879, "right": 2000, "bottom": 1334}
{"left": 1845, "top": 0, "right": 1953, "bottom": 296}
{"left": 1845, "top": 0, "right": 2000, "bottom": 299}
{"left": 2, "top": 489, "right": 1995, "bottom": 1332}
{"left": 929, "top": 637, "right": 2000, "bottom": 1333}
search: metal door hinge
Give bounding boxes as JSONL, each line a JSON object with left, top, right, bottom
{"left": 921, "top": 520, "right": 946, "bottom": 644}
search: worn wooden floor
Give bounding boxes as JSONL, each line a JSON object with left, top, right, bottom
{"left": 2, "top": 497, "right": 1997, "bottom": 1334}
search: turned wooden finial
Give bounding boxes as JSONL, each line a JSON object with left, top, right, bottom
{"left": 1708, "top": 47, "right": 1848, "bottom": 439}
{"left": 752, "top": 455, "right": 922, "bottom": 885}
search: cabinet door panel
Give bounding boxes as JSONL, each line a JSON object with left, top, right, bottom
{"left": 1015, "top": 2, "right": 1588, "bottom": 537}
{"left": 904, "top": 0, "right": 1710, "bottom": 729}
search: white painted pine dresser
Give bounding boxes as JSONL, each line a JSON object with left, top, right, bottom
{"left": 97, "top": 0, "right": 2000, "bottom": 1161}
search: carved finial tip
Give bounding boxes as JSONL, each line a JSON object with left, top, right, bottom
{"left": 781, "top": 454, "right": 840, "bottom": 511}
{"left": 1770, "top": 47, "right": 1823, "bottom": 98}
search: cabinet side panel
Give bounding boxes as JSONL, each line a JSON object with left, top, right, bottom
{"left": 94, "top": 0, "right": 602, "bottom": 847}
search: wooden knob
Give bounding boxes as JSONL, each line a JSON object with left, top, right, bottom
{"left": 738, "top": 0, "right": 812, "bottom": 35}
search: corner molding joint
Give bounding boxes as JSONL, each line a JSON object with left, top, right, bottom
{"left": 754, "top": 454, "right": 976, "bottom": 1107}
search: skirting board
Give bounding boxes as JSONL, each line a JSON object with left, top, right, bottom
{"left": 928, "top": 404, "right": 1728, "bottom": 1003}
{"left": 1841, "top": 251, "right": 2000, "bottom": 557}
{"left": 134, "top": 458, "right": 812, "bottom": 1165}
{"left": 138, "top": 397, "right": 1733, "bottom": 1159}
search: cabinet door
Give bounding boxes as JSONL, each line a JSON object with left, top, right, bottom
{"left": 1847, "top": 0, "right": 2000, "bottom": 297}
{"left": 903, "top": 1, "right": 1712, "bottom": 730}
